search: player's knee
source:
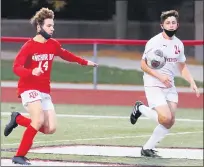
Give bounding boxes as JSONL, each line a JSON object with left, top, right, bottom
{"left": 168, "top": 112, "right": 175, "bottom": 127}
{"left": 161, "top": 116, "right": 175, "bottom": 129}
{"left": 158, "top": 115, "right": 172, "bottom": 127}
{"left": 165, "top": 122, "right": 174, "bottom": 129}
{"left": 31, "top": 118, "right": 44, "bottom": 130}
{"left": 170, "top": 117, "right": 175, "bottom": 127}
{"left": 48, "top": 127, "right": 56, "bottom": 134}
{"left": 31, "top": 115, "right": 45, "bottom": 130}
{"left": 44, "top": 125, "right": 56, "bottom": 134}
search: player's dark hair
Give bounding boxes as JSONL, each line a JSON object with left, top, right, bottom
{"left": 30, "top": 8, "right": 54, "bottom": 27}
{"left": 160, "top": 10, "right": 179, "bottom": 23}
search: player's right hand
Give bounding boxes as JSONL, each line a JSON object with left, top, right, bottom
{"left": 158, "top": 74, "right": 172, "bottom": 88}
{"left": 190, "top": 83, "right": 200, "bottom": 98}
{"left": 32, "top": 67, "right": 44, "bottom": 76}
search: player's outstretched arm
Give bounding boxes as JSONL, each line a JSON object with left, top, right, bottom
{"left": 56, "top": 43, "right": 98, "bottom": 67}
{"left": 177, "top": 62, "right": 200, "bottom": 97}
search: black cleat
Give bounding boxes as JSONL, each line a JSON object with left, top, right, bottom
{"left": 12, "top": 156, "right": 31, "bottom": 165}
{"left": 141, "top": 148, "right": 161, "bottom": 158}
{"left": 130, "top": 101, "right": 143, "bottom": 125}
{"left": 4, "top": 112, "right": 20, "bottom": 137}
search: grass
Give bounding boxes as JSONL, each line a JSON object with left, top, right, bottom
{"left": 1, "top": 103, "right": 203, "bottom": 166}
{"left": 1, "top": 60, "right": 203, "bottom": 87}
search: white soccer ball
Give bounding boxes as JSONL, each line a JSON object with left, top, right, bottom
{"left": 145, "top": 48, "right": 167, "bottom": 69}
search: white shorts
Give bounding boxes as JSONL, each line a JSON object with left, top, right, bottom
{"left": 144, "top": 86, "right": 178, "bottom": 109}
{"left": 20, "top": 90, "right": 54, "bottom": 111}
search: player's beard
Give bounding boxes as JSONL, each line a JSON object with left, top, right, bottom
{"left": 38, "top": 27, "right": 52, "bottom": 40}
{"left": 163, "top": 29, "right": 177, "bottom": 37}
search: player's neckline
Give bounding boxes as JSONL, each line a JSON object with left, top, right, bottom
{"left": 32, "top": 38, "right": 50, "bottom": 44}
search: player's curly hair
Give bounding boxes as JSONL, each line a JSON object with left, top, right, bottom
{"left": 30, "top": 8, "right": 54, "bottom": 27}
{"left": 160, "top": 10, "right": 179, "bottom": 23}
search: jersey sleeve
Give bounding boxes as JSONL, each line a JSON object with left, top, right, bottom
{"left": 177, "top": 42, "right": 186, "bottom": 62}
{"left": 13, "top": 42, "right": 33, "bottom": 77}
{"left": 142, "top": 40, "right": 155, "bottom": 60}
{"left": 54, "top": 40, "right": 88, "bottom": 65}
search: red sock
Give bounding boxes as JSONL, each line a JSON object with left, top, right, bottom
{"left": 16, "top": 125, "right": 37, "bottom": 156}
{"left": 16, "top": 115, "right": 46, "bottom": 134}
{"left": 16, "top": 115, "right": 31, "bottom": 127}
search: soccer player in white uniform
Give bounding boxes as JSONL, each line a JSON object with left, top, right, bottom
{"left": 130, "top": 10, "right": 200, "bottom": 157}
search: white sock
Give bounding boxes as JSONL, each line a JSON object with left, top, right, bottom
{"left": 143, "top": 124, "right": 169, "bottom": 150}
{"left": 139, "top": 105, "right": 158, "bottom": 123}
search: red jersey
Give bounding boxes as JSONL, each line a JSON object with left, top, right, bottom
{"left": 13, "top": 38, "right": 88, "bottom": 97}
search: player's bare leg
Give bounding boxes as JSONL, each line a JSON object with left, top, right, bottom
{"left": 155, "top": 105, "right": 173, "bottom": 128}
{"left": 141, "top": 103, "right": 177, "bottom": 157}
{"left": 141, "top": 104, "right": 174, "bottom": 157}
{"left": 4, "top": 95, "right": 57, "bottom": 136}
{"left": 130, "top": 102, "right": 175, "bottom": 157}
{"left": 167, "top": 101, "right": 177, "bottom": 125}
{"left": 12, "top": 100, "right": 44, "bottom": 165}
{"left": 4, "top": 111, "right": 54, "bottom": 136}
{"left": 42, "top": 109, "right": 57, "bottom": 134}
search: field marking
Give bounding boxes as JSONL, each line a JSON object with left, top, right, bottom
{"left": 2, "top": 131, "right": 203, "bottom": 146}
{"left": 29, "top": 145, "right": 204, "bottom": 160}
{"left": 1, "top": 112, "right": 203, "bottom": 122}
{"left": 1, "top": 159, "right": 120, "bottom": 166}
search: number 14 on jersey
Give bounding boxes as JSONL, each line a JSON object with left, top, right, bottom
{"left": 38, "top": 61, "right": 49, "bottom": 71}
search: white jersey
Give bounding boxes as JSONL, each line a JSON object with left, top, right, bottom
{"left": 142, "top": 33, "right": 186, "bottom": 87}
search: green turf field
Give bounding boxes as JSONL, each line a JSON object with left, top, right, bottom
{"left": 1, "top": 60, "right": 203, "bottom": 87}
{"left": 1, "top": 103, "right": 203, "bottom": 166}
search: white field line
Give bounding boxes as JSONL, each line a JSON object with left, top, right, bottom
{"left": 2, "top": 131, "right": 203, "bottom": 146}
{"left": 1, "top": 112, "right": 203, "bottom": 122}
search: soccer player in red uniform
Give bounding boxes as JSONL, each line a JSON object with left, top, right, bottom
{"left": 4, "top": 8, "right": 97, "bottom": 165}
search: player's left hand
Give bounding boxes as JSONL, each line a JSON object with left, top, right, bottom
{"left": 87, "top": 60, "right": 98, "bottom": 67}
{"left": 190, "top": 83, "right": 200, "bottom": 97}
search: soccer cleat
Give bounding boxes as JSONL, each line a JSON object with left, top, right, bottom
{"left": 4, "top": 112, "right": 20, "bottom": 137}
{"left": 130, "top": 101, "right": 143, "bottom": 125}
{"left": 12, "top": 156, "right": 31, "bottom": 165}
{"left": 141, "top": 148, "right": 161, "bottom": 158}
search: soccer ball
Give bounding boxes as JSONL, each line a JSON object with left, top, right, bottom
{"left": 145, "top": 49, "right": 167, "bottom": 69}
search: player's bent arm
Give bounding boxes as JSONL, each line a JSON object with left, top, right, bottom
{"left": 140, "top": 59, "right": 161, "bottom": 79}
{"left": 13, "top": 44, "right": 33, "bottom": 78}
{"left": 140, "top": 40, "right": 162, "bottom": 79}
{"left": 13, "top": 63, "right": 33, "bottom": 78}
{"left": 177, "top": 62, "right": 196, "bottom": 85}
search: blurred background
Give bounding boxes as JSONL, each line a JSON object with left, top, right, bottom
{"left": 1, "top": 0, "right": 203, "bottom": 58}
{"left": 1, "top": 1, "right": 203, "bottom": 166}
